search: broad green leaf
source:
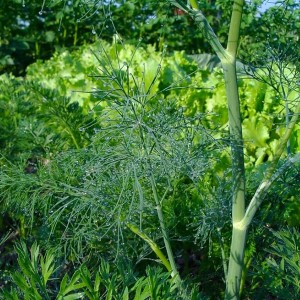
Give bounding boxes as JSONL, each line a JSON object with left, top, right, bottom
{"left": 122, "top": 287, "right": 129, "bottom": 300}
{"left": 60, "top": 293, "right": 85, "bottom": 300}
{"left": 243, "top": 114, "right": 270, "bottom": 148}
{"left": 45, "top": 31, "right": 55, "bottom": 42}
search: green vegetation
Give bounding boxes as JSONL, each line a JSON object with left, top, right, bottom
{"left": 1, "top": 1, "right": 300, "bottom": 299}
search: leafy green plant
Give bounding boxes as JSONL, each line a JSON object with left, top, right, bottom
{"left": 249, "top": 228, "right": 300, "bottom": 299}
{"left": 0, "top": 37, "right": 213, "bottom": 298}
{"left": 267, "top": 228, "right": 300, "bottom": 293}
{"left": 0, "top": 73, "right": 96, "bottom": 163}
{"left": 0, "top": 242, "right": 85, "bottom": 300}
{"left": 0, "top": 242, "right": 204, "bottom": 300}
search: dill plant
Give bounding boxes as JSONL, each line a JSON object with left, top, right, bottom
{"left": 0, "top": 38, "right": 217, "bottom": 297}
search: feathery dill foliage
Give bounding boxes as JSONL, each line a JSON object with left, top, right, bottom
{"left": 0, "top": 41, "right": 219, "bottom": 264}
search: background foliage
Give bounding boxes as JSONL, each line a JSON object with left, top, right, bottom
{"left": 1, "top": 1, "right": 300, "bottom": 299}
{"left": 3, "top": 0, "right": 299, "bottom": 75}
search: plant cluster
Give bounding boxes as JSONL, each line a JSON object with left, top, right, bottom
{"left": 1, "top": 1, "right": 300, "bottom": 299}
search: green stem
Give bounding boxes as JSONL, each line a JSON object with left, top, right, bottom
{"left": 223, "top": 2, "right": 246, "bottom": 299}
{"left": 171, "top": 1, "right": 246, "bottom": 298}
{"left": 226, "top": 227, "right": 247, "bottom": 300}
{"left": 236, "top": 101, "right": 300, "bottom": 231}
{"left": 217, "top": 228, "right": 228, "bottom": 279}
{"left": 67, "top": 128, "right": 80, "bottom": 150}
{"left": 35, "top": 41, "right": 40, "bottom": 58}
{"left": 19, "top": 215, "right": 25, "bottom": 238}
{"left": 126, "top": 223, "right": 172, "bottom": 272}
{"left": 238, "top": 152, "right": 300, "bottom": 231}
{"left": 223, "top": 60, "right": 245, "bottom": 222}
{"left": 74, "top": 23, "right": 78, "bottom": 46}
{"left": 271, "top": 101, "right": 300, "bottom": 165}
{"left": 187, "top": 6, "right": 229, "bottom": 61}
{"left": 149, "top": 174, "right": 181, "bottom": 283}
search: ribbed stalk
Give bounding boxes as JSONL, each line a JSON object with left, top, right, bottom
{"left": 221, "top": 2, "right": 246, "bottom": 299}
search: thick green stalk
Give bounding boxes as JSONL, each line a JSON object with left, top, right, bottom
{"left": 223, "top": 2, "right": 246, "bottom": 299}
{"left": 234, "top": 155, "right": 300, "bottom": 234}
{"left": 150, "top": 174, "right": 181, "bottom": 283}
{"left": 172, "top": 1, "right": 246, "bottom": 297}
